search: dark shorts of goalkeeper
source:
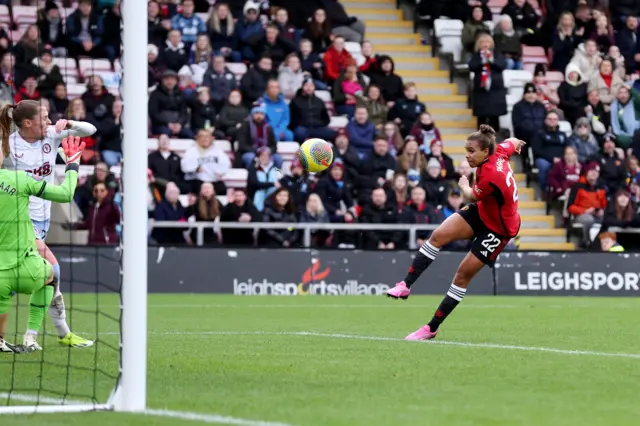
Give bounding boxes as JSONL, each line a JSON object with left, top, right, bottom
{"left": 0, "top": 248, "right": 52, "bottom": 315}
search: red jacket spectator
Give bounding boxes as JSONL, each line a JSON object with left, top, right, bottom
{"left": 323, "top": 39, "right": 355, "bottom": 83}
{"left": 76, "top": 186, "right": 121, "bottom": 245}
{"left": 14, "top": 77, "right": 41, "bottom": 103}
{"left": 567, "top": 172, "right": 607, "bottom": 216}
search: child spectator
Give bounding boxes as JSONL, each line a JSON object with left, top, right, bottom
{"left": 220, "top": 189, "right": 261, "bottom": 246}
{"left": 237, "top": 105, "right": 280, "bottom": 168}
{"left": 185, "top": 182, "right": 222, "bottom": 245}
{"left": 599, "top": 232, "right": 625, "bottom": 252}
{"left": 191, "top": 87, "right": 217, "bottom": 133}
{"left": 152, "top": 182, "right": 188, "bottom": 245}
{"left": 427, "top": 140, "right": 456, "bottom": 180}
{"left": 261, "top": 79, "right": 294, "bottom": 141}
{"left": 333, "top": 64, "right": 365, "bottom": 118}
{"left": 494, "top": 15, "right": 523, "bottom": 70}
{"left": 382, "top": 122, "right": 404, "bottom": 157}
{"left": 170, "top": 0, "right": 205, "bottom": 51}
{"left": 215, "top": 89, "right": 249, "bottom": 141}
{"left": 207, "top": 3, "right": 242, "bottom": 62}
{"left": 260, "top": 188, "right": 299, "bottom": 247}
{"left": 356, "top": 84, "right": 388, "bottom": 130}
{"left": 304, "top": 9, "right": 333, "bottom": 54}
{"left": 389, "top": 82, "right": 426, "bottom": 136}
{"left": 443, "top": 186, "right": 464, "bottom": 219}
{"left": 547, "top": 145, "right": 583, "bottom": 200}
{"left": 177, "top": 66, "right": 197, "bottom": 98}
{"left": 278, "top": 53, "right": 305, "bottom": 99}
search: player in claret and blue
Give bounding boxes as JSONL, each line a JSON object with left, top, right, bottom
{"left": 386, "top": 125, "right": 526, "bottom": 340}
{"left": 0, "top": 100, "right": 96, "bottom": 350}
{"left": 0, "top": 137, "right": 84, "bottom": 353}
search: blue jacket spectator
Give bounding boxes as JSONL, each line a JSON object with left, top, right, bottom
{"left": 261, "top": 81, "right": 294, "bottom": 142}
{"left": 66, "top": 0, "right": 103, "bottom": 58}
{"left": 171, "top": 0, "right": 206, "bottom": 46}
{"left": 202, "top": 55, "right": 238, "bottom": 111}
{"left": 247, "top": 147, "right": 281, "bottom": 211}
{"left": 346, "top": 107, "right": 376, "bottom": 156}
{"left": 610, "top": 85, "right": 639, "bottom": 149}
{"left": 235, "top": 1, "right": 264, "bottom": 62}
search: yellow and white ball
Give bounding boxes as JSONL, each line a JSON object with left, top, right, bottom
{"left": 297, "top": 138, "right": 334, "bottom": 173}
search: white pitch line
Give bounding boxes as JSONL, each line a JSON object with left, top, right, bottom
{"left": 0, "top": 393, "right": 294, "bottom": 426}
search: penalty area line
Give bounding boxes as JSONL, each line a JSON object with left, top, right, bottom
{"left": 0, "top": 393, "right": 294, "bottom": 426}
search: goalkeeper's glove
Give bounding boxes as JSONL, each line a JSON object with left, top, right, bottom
{"left": 0, "top": 338, "right": 25, "bottom": 354}
{"left": 57, "top": 136, "right": 85, "bottom": 167}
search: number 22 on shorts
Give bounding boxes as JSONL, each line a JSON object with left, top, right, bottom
{"left": 481, "top": 233, "right": 501, "bottom": 252}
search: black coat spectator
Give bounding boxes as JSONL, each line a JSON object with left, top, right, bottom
{"left": 240, "top": 56, "right": 275, "bottom": 107}
{"left": 360, "top": 188, "right": 401, "bottom": 249}
{"left": 558, "top": 63, "right": 588, "bottom": 125}
{"left": 82, "top": 75, "right": 115, "bottom": 126}
{"left": 220, "top": 189, "right": 261, "bottom": 246}
{"left": 49, "top": 83, "right": 69, "bottom": 122}
{"left": 359, "top": 138, "right": 397, "bottom": 196}
{"left": 35, "top": 50, "right": 64, "bottom": 99}
{"left": 96, "top": 99, "right": 123, "bottom": 167}
{"left": 423, "top": 158, "right": 450, "bottom": 206}
{"left": 304, "top": 9, "right": 333, "bottom": 53}
{"left": 208, "top": 3, "right": 238, "bottom": 55}
{"left": 599, "top": 136, "right": 628, "bottom": 192}
{"left": 615, "top": 16, "right": 639, "bottom": 75}
{"left": 38, "top": 2, "right": 67, "bottom": 54}
{"left": 501, "top": 0, "right": 539, "bottom": 33}
{"left": 332, "top": 128, "right": 360, "bottom": 186}
{"left": 611, "top": 1, "right": 639, "bottom": 25}
{"left": 260, "top": 189, "right": 299, "bottom": 247}
{"left": 427, "top": 141, "right": 456, "bottom": 180}
{"left": 271, "top": 0, "right": 322, "bottom": 29}
{"left": 152, "top": 183, "right": 187, "bottom": 245}
{"left": 290, "top": 78, "right": 336, "bottom": 142}
{"left": 215, "top": 89, "right": 249, "bottom": 141}
{"left": 512, "top": 83, "right": 547, "bottom": 144}
{"left": 298, "top": 39, "right": 325, "bottom": 81}
{"left": 369, "top": 55, "right": 404, "bottom": 103}
{"left": 190, "top": 87, "right": 217, "bottom": 132}
{"left": 162, "top": 30, "right": 189, "bottom": 73}
{"left": 322, "top": 0, "right": 366, "bottom": 43}
{"left": 469, "top": 39, "right": 507, "bottom": 129}
{"left": 74, "top": 163, "right": 119, "bottom": 218}
{"left": 66, "top": 0, "right": 104, "bottom": 58}
{"left": 202, "top": 56, "right": 238, "bottom": 111}
{"left": 274, "top": 8, "right": 298, "bottom": 44}
{"left": 401, "top": 186, "right": 441, "bottom": 243}
{"left": 551, "top": 13, "right": 583, "bottom": 72}
{"left": 75, "top": 184, "right": 120, "bottom": 245}
{"left": 148, "top": 44, "right": 165, "bottom": 87}
{"left": 388, "top": 83, "right": 426, "bottom": 135}
{"left": 531, "top": 111, "right": 567, "bottom": 190}
{"left": 148, "top": 0, "right": 169, "bottom": 48}
{"left": 603, "top": 190, "right": 640, "bottom": 230}
{"left": 101, "top": 3, "right": 122, "bottom": 61}
{"left": 148, "top": 134, "right": 188, "bottom": 193}
{"left": 248, "top": 25, "right": 296, "bottom": 69}
{"left": 148, "top": 70, "right": 194, "bottom": 138}
{"left": 280, "top": 161, "right": 312, "bottom": 210}
{"left": 313, "top": 161, "right": 356, "bottom": 222}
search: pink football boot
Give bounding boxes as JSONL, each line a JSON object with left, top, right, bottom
{"left": 386, "top": 281, "right": 411, "bottom": 300}
{"left": 405, "top": 325, "right": 438, "bottom": 341}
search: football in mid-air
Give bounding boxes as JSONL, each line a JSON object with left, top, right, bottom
{"left": 297, "top": 138, "right": 334, "bottom": 173}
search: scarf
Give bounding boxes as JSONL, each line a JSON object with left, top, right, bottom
{"left": 480, "top": 50, "right": 493, "bottom": 90}
{"left": 601, "top": 72, "right": 612, "bottom": 89}
{"left": 253, "top": 161, "right": 277, "bottom": 211}
{"left": 249, "top": 119, "right": 270, "bottom": 148}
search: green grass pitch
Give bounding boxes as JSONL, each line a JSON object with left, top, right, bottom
{"left": 1, "top": 294, "right": 639, "bottom": 426}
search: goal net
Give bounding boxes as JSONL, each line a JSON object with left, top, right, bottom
{"left": 0, "top": 0, "right": 147, "bottom": 415}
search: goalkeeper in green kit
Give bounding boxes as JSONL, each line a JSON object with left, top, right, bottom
{"left": 0, "top": 136, "right": 84, "bottom": 353}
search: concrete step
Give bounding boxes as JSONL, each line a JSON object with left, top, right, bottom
{"left": 418, "top": 95, "right": 468, "bottom": 109}
{"left": 393, "top": 58, "right": 438, "bottom": 70}
{"left": 398, "top": 76, "right": 452, "bottom": 84}
{"left": 519, "top": 201, "right": 545, "bottom": 209}
{"left": 520, "top": 215, "right": 555, "bottom": 229}
{"left": 519, "top": 228, "right": 565, "bottom": 237}
{"left": 346, "top": 9, "right": 402, "bottom": 20}
{"left": 364, "top": 20, "right": 413, "bottom": 29}
{"left": 345, "top": 2, "right": 397, "bottom": 9}
{"left": 414, "top": 82, "right": 457, "bottom": 95}
{"left": 519, "top": 235, "right": 567, "bottom": 243}
{"left": 367, "top": 33, "right": 421, "bottom": 45}
{"left": 439, "top": 126, "right": 476, "bottom": 135}
{"left": 376, "top": 45, "right": 430, "bottom": 53}
{"left": 343, "top": 0, "right": 394, "bottom": 3}
{"left": 519, "top": 242, "right": 576, "bottom": 251}
{"left": 429, "top": 108, "right": 474, "bottom": 121}
{"left": 519, "top": 208, "right": 548, "bottom": 216}
{"left": 389, "top": 50, "right": 433, "bottom": 58}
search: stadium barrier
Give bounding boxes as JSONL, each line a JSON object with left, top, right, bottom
{"left": 51, "top": 246, "right": 640, "bottom": 297}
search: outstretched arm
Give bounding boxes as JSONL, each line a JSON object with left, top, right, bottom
{"left": 51, "top": 119, "right": 97, "bottom": 146}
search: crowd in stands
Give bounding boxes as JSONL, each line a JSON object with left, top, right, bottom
{"left": 451, "top": 0, "right": 640, "bottom": 250}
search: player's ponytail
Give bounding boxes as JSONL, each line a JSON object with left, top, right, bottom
{"left": 469, "top": 124, "right": 496, "bottom": 155}
{"left": 0, "top": 100, "right": 42, "bottom": 160}
{"left": 0, "top": 103, "right": 15, "bottom": 160}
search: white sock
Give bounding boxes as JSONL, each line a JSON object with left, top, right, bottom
{"left": 49, "top": 291, "right": 71, "bottom": 338}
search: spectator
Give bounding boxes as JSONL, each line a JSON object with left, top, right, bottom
{"left": 185, "top": 182, "right": 222, "bottom": 245}
{"left": 323, "top": 36, "right": 355, "bottom": 84}
{"left": 34, "top": 50, "right": 63, "bottom": 99}
{"left": 599, "top": 134, "right": 628, "bottom": 192}
{"left": 588, "top": 57, "right": 624, "bottom": 107}
{"left": 304, "top": 9, "right": 333, "bottom": 54}
{"left": 148, "top": 134, "right": 188, "bottom": 193}
{"left": 261, "top": 79, "right": 294, "bottom": 141}
{"left": 586, "top": 88, "right": 609, "bottom": 135}
{"left": 207, "top": 2, "right": 242, "bottom": 62}
{"left": 333, "top": 63, "right": 365, "bottom": 118}
{"left": 177, "top": 66, "right": 196, "bottom": 97}
{"left": 603, "top": 189, "right": 640, "bottom": 231}
{"left": 38, "top": 1, "right": 66, "bottom": 57}
{"left": 628, "top": 155, "right": 639, "bottom": 180}
{"left": 427, "top": 140, "right": 456, "bottom": 180}
{"left": 290, "top": 77, "right": 336, "bottom": 142}
{"left": 608, "top": 45, "right": 626, "bottom": 80}
{"left": 570, "top": 39, "right": 602, "bottom": 82}
{"left": 396, "top": 137, "right": 426, "bottom": 186}
{"left": 13, "top": 25, "right": 42, "bottom": 87}
{"left": 67, "top": 0, "right": 104, "bottom": 59}
{"left": 101, "top": 1, "right": 121, "bottom": 62}
{"left": 314, "top": 159, "right": 357, "bottom": 223}
{"left": 170, "top": 0, "right": 205, "bottom": 50}
{"left": 74, "top": 162, "right": 119, "bottom": 217}
{"left": 181, "top": 129, "right": 230, "bottom": 195}
{"left": 280, "top": 158, "right": 311, "bottom": 209}
{"left": 531, "top": 110, "right": 566, "bottom": 191}
{"left": 382, "top": 122, "right": 404, "bottom": 156}
{"left": 299, "top": 193, "right": 331, "bottom": 247}
{"left": 249, "top": 24, "right": 296, "bottom": 69}
{"left": 501, "top": 0, "right": 539, "bottom": 35}
{"left": 73, "top": 182, "right": 120, "bottom": 245}
{"left": 590, "top": 13, "right": 614, "bottom": 53}
{"left": 82, "top": 75, "right": 116, "bottom": 127}
{"left": 189, "top": 33, "right": 213, "bottom": 69}
{"left": 442, "top": 186, "right": 464, "bottom": 219}
{"left": 237, "top": 105, "right": 281, "bottom": 168}
{"left": 0, "top": 53, "right": 14, "bottom": 94}
{"left": 220, "top": 188, "right": 261, "bottom": 246}
{"left": 469, "top": 34, "right": 507, "bottom": 130}
{"left": 630, "top": 175, "right": 640, "bottom": 203}
{"left": 49, "top": 82, "right": 69, "bottom": 122}
{"left": 346, "top": 106, "right": 376, "bottom": 156}
{"left": 332, "top": 128, "right": 360, "bottom": 186}
{"left": 162, "top": 29, "right": 189, "bottom": 73}
{"left": 457, "top": 159, "right": 475, "bottom": 186}
{"left": 298, "top": 38, "right": 326, "bottom": 87}
{"left": 360, "top": 136, "right": 397, "bottom": 196}
{"left": 568, "top": 117, "right": 600, "bottom": 163}
{"left": 573, "top": 3, "right": 594, "bottom": 35}
{"left": 369, "top": 55, "right": 404, "bottom": 103}
{"left": 278, "top": 53, "right": 305, "bottom": 99}
{"left": 274, "top": 8, "right": 298, "bottom": 44}
{"left": 610, "top": 85, "right": 639, "bottom": 149}
{"left": 567, "top": 162, "right": 607, "bottom": 247}
{"left": 356, "top": 84, "right": 387, "bottom": 130}
{"left": 322, "top": 0, "right": 366, "bottom": 44}
{"left": 387, "top": 172, "right": 410, "bottom": 213}
{"left": 14, "top": 75, "right": 40, "bottom": 103}
{"left": 190, "top": 87, "right": 217, "bottom": 133}
{"left": 260, "top": 188, "right": 299, "bottom": 247}
{"left": 462, "top": 7, "right": 490, "bottom": 58}
{"left": 148, "top": 0, "right": 171, "bottom": 48}
{"left": 0, "top": 24, "right": 10, "bottom": 63}
{"left": 148, "top": 44, "right": 165, "bottom": 87}
{"left": 615, "top": 16, "right": 638, "bottom": 75}
{"left": 201, "top": 55, "right": 238, "bottom": 112}
{"left": 360, "top": 188, "right": 400, "bottom": 250}
{"left": 388, "top": 82, "right": 426, "bottom": 135}
{"left": 66, "top": 98, "right": 98, "bottom": 164}
{"left": 422, "top": 157, "right": 449, "bottom": 207}
{"left": 558, "top": 63, "right": 588, "bottom": 125}
{"left": 236, "top": 1, "right": 264, "bottom": 62}
{"left": 148, "top": 70, "right": 194, "bottom": 138}
{"left": 533, "top": 64, "right": 560, "bottom": 112}
{"left": 240, "top": 55, "right": 275, "bottom": 107}
{"left": 97, "top": 99, "right": 123, "bottom": 167}
{"left": 551, "top": 11, "right": 583, "bottom": 72}
{"left": 152, "top": 182, "right": 188, "bottom": 245}
{"left": 599, "top": 231, "right": 625, "bottom": 252}
{"left": 215, "top": 89, "right": 249, "bottom": 141}
{"left": 401, "top": 186, "right": 439, "bottom": 248}
{"left": 494, "top": 15, "right": 523, "bottom": 70}
{"left": 359, "top": 40, "right": 377, "bottom": 75}
{"left": 410, "top": 112, "right": 442, "bottom": 155}
{"left": 547, "top": 145, "right": 583, "bottom": 200}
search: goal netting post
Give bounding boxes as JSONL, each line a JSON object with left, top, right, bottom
{"left": 0, "top": 0, "right": 147, "bottom": 414}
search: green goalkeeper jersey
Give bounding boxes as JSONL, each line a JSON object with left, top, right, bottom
{"left": 0, "top": 167, "right": 78, "bottom": 270}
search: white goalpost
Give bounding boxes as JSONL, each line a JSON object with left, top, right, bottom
{"left": 0, "top": 0, "right": 147, "bottom": 415}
